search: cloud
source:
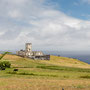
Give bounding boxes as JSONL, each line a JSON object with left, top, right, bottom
{"left": 8, "top": 10, "right": 22, "bottom": 18}
{"left": 0, "top": 30, "right": 21, "bottom": 40}
{"left": 81, "top": 0, "right": 90, "bottom": 4}
{"left": 0, "top": 0, "right": 90, "bottom": 51}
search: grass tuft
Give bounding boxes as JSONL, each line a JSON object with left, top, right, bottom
{"left": 80, "top": 75, "right": 90, "bottom": 79}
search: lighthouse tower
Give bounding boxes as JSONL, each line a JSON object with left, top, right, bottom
{"left": 25, "top": 43, "right": 32, "bottom": 57}
{"left": 25, "top": 43, "right": 32, "bottom": 52}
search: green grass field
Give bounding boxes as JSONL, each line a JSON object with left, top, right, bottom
{"left": 0, "top": 54, "right": 90, "bottom": 90}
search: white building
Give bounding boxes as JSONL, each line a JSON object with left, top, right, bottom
{"left": 16, "top": 43, "right": 50, "bottom": 60}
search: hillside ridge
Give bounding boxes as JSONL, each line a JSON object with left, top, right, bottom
{"left": 2, "top": 54, "right": 90, "bottom": 69}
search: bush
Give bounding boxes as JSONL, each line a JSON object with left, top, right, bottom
{"left": 0, "top": 61, "right": 11, "bottom": 69}
{"left": 80, "top": 75, "right": 90, "bottom": 79}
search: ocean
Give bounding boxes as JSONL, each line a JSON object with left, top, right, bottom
{"left": 62, "top": 55, "right": 90, "bottom": 64}
{"left": 43, "top": 51, "right": 90, "bottom": 64}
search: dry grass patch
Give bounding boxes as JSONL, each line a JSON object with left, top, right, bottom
{"left": 0, "top": 78, "right": 90, "bottom": 90}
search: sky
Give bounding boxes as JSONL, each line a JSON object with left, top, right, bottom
{"left": 0, "top": 0, "right": 90, "bottom": 52}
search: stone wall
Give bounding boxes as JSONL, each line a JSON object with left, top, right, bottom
{"left": 31, "top": 55, "right": 50, "bottom": 60}
{"left": 16, "top": 50, "right": 25, "bottom": 57}
{"left": 32, "top": 51, "right": 44, "bottom": 56}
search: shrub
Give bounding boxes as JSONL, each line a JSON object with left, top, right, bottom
{"left": 80, "top": 75, "right": 90, "bottom": 79}
{"left": 1, "top": 67, "right": 6, "bottom": 70}
{"left": 0, "top": 61, "right": 11, "bottom": 69}
{"left": 13, "top": 69, "right": 18, "bottom": 71}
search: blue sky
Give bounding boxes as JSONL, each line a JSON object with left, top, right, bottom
{"left": 0, "top": 0, "right": 90, "bottom": 51}
{"left": 49, "top": 0, "right": 90, "bottom": 20}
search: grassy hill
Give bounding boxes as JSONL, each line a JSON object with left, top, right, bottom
{"left": 3, "top": 54, "right": 90, "bottom": 68}
{"left": 0, "top": 54, "right": 90, "bottom": 90}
